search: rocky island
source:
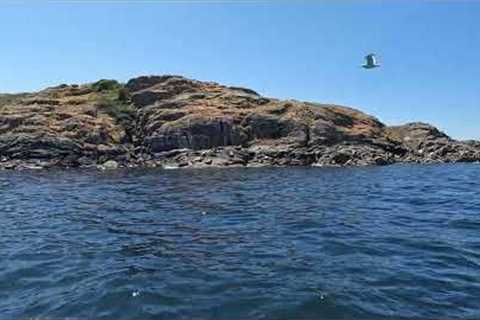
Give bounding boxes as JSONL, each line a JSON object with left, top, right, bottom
{"left": 0, "top": 75, "right": 478, "bottom": 170}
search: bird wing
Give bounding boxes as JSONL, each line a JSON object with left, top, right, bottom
{"left": 365, "top": 54, "right": 376, "bottom": 65}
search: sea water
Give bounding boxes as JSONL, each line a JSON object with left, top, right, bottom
{"left": 1, "top": 164, "right": 479, "bottom": 319}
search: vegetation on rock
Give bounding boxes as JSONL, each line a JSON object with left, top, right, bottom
{"left": 0, "top": 93, "right": 29, "bottom": 108}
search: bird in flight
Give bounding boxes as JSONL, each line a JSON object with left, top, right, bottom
{"left": 362, "top": 53, "right": 380, "bottom": 69}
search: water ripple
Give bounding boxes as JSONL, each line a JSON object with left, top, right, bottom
{"left": 1, "top": 164, "right": 479, "bottom": 319}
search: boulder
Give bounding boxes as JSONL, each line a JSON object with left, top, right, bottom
{"left": 100, "top": 160, "right": 119, "bottom": 170}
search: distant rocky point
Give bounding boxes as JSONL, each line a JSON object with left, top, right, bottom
{"left": 0, "top": 75, "right": 478, "bottom": 170}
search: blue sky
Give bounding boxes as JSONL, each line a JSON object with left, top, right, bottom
{"left": 1, "top": 1, "right": 479, "bottom": 139}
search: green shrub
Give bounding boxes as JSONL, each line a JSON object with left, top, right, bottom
{"left": 118, "top": 88, "right": 130, "bottom": 102}
{"left": 93, "top": 93, "right": 136, "bottom": 129}
{"left": 90, "top": 79, "right": 121, "bottom": 92}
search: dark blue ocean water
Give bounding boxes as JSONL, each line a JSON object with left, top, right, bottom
{"left": 1, "top": 164, "right": 479, "bottom": 320}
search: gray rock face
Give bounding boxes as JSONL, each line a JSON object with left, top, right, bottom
{"left": 0, "top": 134, "right": 81, "bottom": 159}
{"left": 144, "top": 116, "right": 248, "bottom": 152}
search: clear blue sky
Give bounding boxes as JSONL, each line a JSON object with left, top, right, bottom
{"left": 1, "top": 1, "right": 479, "bottom": 139}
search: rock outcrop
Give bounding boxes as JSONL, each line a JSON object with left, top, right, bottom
{"left": 0, "top": 75, "right": 478, "bottom": 170}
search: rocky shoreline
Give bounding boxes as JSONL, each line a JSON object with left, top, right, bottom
{"left": 1, "top": 75, "right": 479, "bottom": 171}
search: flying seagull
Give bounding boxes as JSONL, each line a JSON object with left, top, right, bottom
{"left": 362, "top": 53, "right": 380, "bottom": 69}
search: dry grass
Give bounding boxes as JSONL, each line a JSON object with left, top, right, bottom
{"left": 0, "top": 93, "right": 30, "bottom": 108}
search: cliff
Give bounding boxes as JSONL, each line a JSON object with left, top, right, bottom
{"left": 0, "top": 75, "right": 478, "bottom": 170}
